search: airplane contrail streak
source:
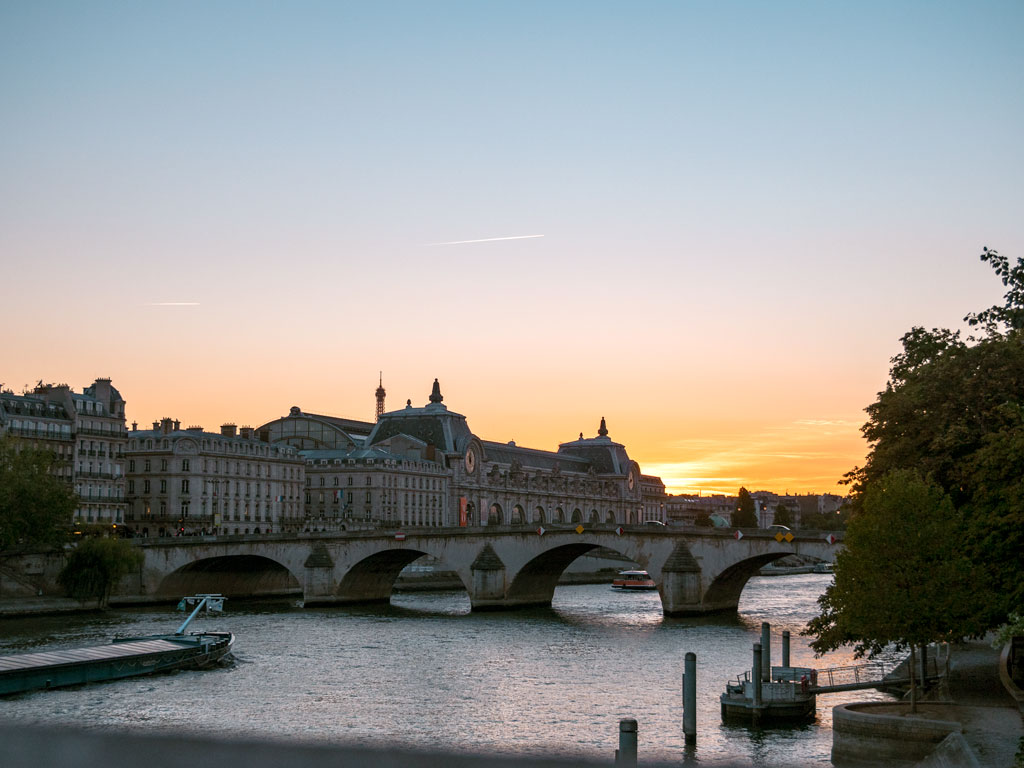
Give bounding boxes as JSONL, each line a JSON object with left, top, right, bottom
{"left": 427, "top": 234, "right": 544, "bottom": 246}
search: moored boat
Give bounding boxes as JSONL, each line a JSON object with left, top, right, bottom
{"left": 0, "top": 595, "right": 233, "bottom": 697}
{"left": 611, "top": 570, "right": 657, "bottom": 591}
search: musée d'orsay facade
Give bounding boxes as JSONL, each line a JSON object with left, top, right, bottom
{"left": 256, "top": 379, "right": 666, "bottom": 531}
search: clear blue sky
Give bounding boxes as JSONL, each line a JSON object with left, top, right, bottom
{"left": 3, "top": 1, "right": 1023, "bottom": 493}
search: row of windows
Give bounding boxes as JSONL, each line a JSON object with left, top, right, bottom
{"left": 129, "top": 437, "right": 297, "bottom": 459}
{"left": 127, "top": 458, "right": 300, "bottom": 479}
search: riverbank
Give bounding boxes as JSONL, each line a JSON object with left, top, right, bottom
{"left": 832, "top": 638, "right": 1023, "bottom": 767}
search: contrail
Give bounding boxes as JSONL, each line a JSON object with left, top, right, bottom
{"left": 427, "top": 234, "right": 544, "bottom": 246}
{"left": 146, "top": 302, "right": 201, "bottom": 306}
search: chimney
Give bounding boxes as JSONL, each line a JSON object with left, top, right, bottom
{"left": 239, "top": 426, "right": 253, "bottom": 439}
{"left": 131, "top": 421, "right": 138, "bottom": 432}
{"left": 186, "top": 425, "right": 203, "bottom": 433}
{"left": 152, "top": 421, "right": 160, "bottom": 431}
{"left": 161, "top": 418, "right": 173, "bottom": 435}
{"left": 221, "top": 423, "right": 237, "bottom": 437}
{"left": 173, "top": 419, "right": 180, "bottom": 431}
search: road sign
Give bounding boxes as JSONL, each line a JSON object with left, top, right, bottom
{"left": 575, "top": 524, "right": 585, "bottom": 534}
{"left": 536, "top": 526, "right": 545, "bottom": 536}
{"left": 615, "top": 526, "right": 624, "bottom": 536}
{"left": 734, "top": 530, "right": 744, "bottom": 540}
{"left": 785, "top": 532, "right": 794, "bottom": 543}
{"left": 825, "top": 533, "right": 837, "bottom": 545}
{"left": 394, "top": 533, "right": 406, "bottom": 541}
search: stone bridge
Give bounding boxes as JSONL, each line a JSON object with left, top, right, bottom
{"left": 123, "top": 525, "right": 842, "bottom": 616}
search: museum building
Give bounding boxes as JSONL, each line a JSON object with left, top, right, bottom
{"left": 255, "top": 379, "right": 664, "bottom": 530}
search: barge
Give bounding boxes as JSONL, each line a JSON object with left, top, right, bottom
{"left": 0, "top": 595, "right": 233, "bottom": 696}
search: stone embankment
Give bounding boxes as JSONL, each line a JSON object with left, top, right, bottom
{"left": 832, "top": 638, "right": 1024, "bottom": 768}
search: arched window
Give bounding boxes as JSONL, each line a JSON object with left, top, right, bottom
{"left": 589, "top": 509, "right": 600, "bottom": 523}
{"left": 605, "top": 510, "right": 616, "bottom": 523}
{"left": 533, "top": 506, "right": 545, "bottom": 524}
{"left": 511, "top": 504, "right": 525, "bottom": 524}
{"left": 571, "top": 509, "right": 582, "bottom": 523}
{"left": 488, "top": 503, "right": 503, "bottom": 525}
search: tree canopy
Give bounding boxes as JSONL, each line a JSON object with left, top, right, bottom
{"left": 774, "top": 504, "right": 793, "bottom": 527}
{"left": 0, "top": 435, "right": 77, "bottom": 551}
{"left": 58, "top": 538, "right": 143, "bottom": 606}
{"left": 734, "top": 487, "right": 758, "bottom": 527}
{"left": 815, "top": 248, "right": 1024, "bottom": 651}
{"left": 806, "top": 469, "right": 982, "bottom": 658}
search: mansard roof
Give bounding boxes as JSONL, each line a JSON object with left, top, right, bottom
{"left": 557, "top": 418, "right": 632, "bottom": 474}
{"left": 481, "top": 441, "right": 590, "bottom": 473}
{"left": 367, "top": 396, "right": 472, "bottom": 455}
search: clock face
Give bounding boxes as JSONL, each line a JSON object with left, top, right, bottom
{"left": 627, "top": 470, "right": 635, "bottom": 491}
{"left": 464, "top": 447, "right": 476, "bottom": 474}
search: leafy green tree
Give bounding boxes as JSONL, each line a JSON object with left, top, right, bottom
{"left": 58, "top": 538, "right": 143, "bottom": 607}
{"left": 694, "top": 511, "right": 713, "bottom": 527}
{"left": 774, "top": 504, "right": 793, "bottom": 527}
{"left": 843, "top": 249, "right": 1024, "bottom": 626}
{"left": 733, "top": 487, "right": 758, "bottom": 527}
{"left": 805, "top": 470, "right": 981, "bottom": 711}
{"left": 0, "top": 435, "right": 77, "bottom": 551}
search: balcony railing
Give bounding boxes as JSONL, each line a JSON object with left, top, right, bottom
{"left": 5, "top": 426, "right": 73, "bottom": 441}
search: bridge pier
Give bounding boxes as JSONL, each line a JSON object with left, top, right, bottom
{"left": 659, "top": 542, "right": 705, "bottom": 616}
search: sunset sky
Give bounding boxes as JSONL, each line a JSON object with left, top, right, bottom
{"left": 3, "top": 2, "right": 1022, "bottom": 495}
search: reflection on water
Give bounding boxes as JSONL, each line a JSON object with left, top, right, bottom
{"left": 0, "top": 575, "right": 894, "bottom": 766}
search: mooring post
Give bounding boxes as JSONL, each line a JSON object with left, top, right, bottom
{"left": 683, "top": 652, "right": 697, "bottom": 744}
{"left": 752, "top": 643, "right": 763, "bottom": 708}
{"left": 760, "top": 622, "right": 771, "bottom": 682}
{"left": 618, "top": 718, "right": 637, "bottom": 767}
{"left": 782, "top": 630, "right": 791, "bottom": 668}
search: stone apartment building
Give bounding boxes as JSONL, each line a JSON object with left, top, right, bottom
{"left": 0, "top": 378, "right": 128, "bottom": 528}
{"left": 123, "top": 419, "right": 305, "bottom": 537}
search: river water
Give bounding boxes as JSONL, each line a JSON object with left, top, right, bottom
{"left": 0, "top": 574, "right": 896, "bottom": 766}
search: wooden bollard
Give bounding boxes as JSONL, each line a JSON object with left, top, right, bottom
{"left": 683, "top": 652, "right": 696, "bottom": 744}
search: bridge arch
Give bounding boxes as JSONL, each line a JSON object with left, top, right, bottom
{"left": 701, "top": 552, "right": 794, "bottom": 613}
{"left": 504, "top": 542, "right": 624, "bottom": 608}
{"left": 336, "top": 550, "right": 467, "bottom": 604}
{"left": 155, "top": 554, "right": 303, "bottom": 599}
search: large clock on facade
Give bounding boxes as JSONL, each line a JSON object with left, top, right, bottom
{"left": 464, "top": 447, "right": 477, "bottom": 474}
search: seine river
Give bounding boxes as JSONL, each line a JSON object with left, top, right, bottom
{"left": 0, "top": 574, "right": 896, "bottom": 766}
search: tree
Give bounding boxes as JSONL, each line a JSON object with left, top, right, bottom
{"left": 0, "top": 435, "right": 77, "bottom": 551}
{"left": 58, "top": 538, "right": 143, "bottom": 607}
{"left": 774, "top": 504, "right": 793, "bottom": 527}
{"left": 733, "top": 487, "right": 758, "bottom": 527}
{"left": 694, "top": 511, "right": 713, "bottom": 527}
{"left": 842, "top": 248, "right": 1024, "bottom": 626}
{"left": 805, "top": 470, "right": 981, "bottom": 711}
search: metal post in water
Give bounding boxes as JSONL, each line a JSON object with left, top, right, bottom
{"left": 683, "top": 652, "right": 697, "bottom": 744}
{"left": 761, "top": 622, "right": 771, "bottom": 682}
{"left": 782, "top": 630, "right": 791, "bottom": 668}
{"left": 752, "top": 643, "right": 763, "bottom": 708}
{"left": 618, "top": 719, "right": 637, "bottom": 767}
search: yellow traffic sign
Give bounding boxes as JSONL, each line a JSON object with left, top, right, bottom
{"left": 575, "top": 524, "right": 585, "bottom": 534}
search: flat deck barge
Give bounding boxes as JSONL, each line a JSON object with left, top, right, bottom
{"left": 0, "top": 594, "right": 233, "bottom": 696}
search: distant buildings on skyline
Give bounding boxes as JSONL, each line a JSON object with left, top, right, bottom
{"left": 1, "top": 376, "right": 844, "bottom": 537}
